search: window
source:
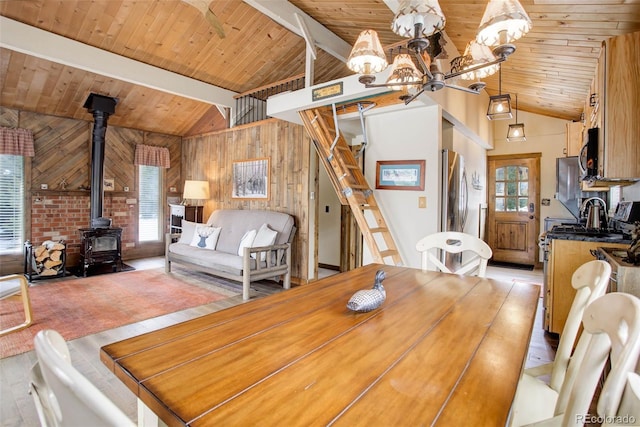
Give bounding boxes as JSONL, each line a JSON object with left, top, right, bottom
{"left": 495, "top": 165, "right": 529, "bottom": 212}
{"left": 0, "top": 154, "right": 24, "bottom": 253}
{"left": 138, "top": 165, "right": 162, "bottom": 242}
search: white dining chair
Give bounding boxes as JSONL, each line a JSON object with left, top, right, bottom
{"left": 601, "top": 372, "right": 640, "bottom": 427}
{"left": 511, "top": 292, "right": 640, "bottom": 427}
{"left": 415, "top": 231, "right": 493, "bottom": 277}
{"left": 0, "top": 274, "right": 34, "bottom": 336}
{"left": 33, "top": 329, "right": 135, "bottom": 427}
{"left": 509, "top": 260, "right": 612, "bottom": 426}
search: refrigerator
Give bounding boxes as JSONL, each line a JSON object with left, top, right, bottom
{"left": 441, "top": 149, "right": 469, "bottom": 268}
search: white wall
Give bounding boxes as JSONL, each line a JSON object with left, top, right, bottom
{"left": 358, "top": 106, "right": 441, "bottom": 268}
{"left": 317, "top": 163, "right": 341, "bottom": 267}
{"left": 488, "top": 109, "right": 573, "bottom": 224}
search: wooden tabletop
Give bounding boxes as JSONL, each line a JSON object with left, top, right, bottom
{"left": 101, "top": 264, "right": 540, "bottom": 427}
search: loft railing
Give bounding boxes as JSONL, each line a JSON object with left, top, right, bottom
{"left": 233, "top": 74, "right": 305, "bottom": 126}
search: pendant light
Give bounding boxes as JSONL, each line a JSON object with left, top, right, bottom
{"left": 486, "top": 64, "right": 512, "bottom": 120}
{"left": 507, "top": 94, "right": 526, "bottom": 142}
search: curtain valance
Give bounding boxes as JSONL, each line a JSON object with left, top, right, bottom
{"left": 134, "top": 144, "right": 170, "bottom": 168}
{"left": 0, "top": 127, "right": 35, "bottom": 157}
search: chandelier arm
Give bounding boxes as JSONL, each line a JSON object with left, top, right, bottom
{"left": 364, "top": 81, "right": 419, "bottom": 88}
{"left": 413, "top": 51, "right": 433, "bottom": 78}
{"left": 403, "top": 89, "right": 425, "bottom": 105}
{"left": 444, "top": 56, "right": 506, "bottom": 80}
{"left": 446, "top": 84, "right": 483, "bottom": 95}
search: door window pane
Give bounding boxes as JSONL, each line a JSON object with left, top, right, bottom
{"left": 139, "top": 166, "right": 162, "bottom": 242}
{"left": 493, "top": 164, "right": 530, "bottom": 213}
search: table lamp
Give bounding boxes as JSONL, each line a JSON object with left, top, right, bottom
{"left": 182, "top": 180, "right": 210, "bottom": 206}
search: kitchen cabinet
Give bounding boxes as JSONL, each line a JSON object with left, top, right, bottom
{"left": 545, "top": 239, "right": 627, "bottom": 334}
{"left": 595, "top": 31, "right": 640, "bottom": 179}
{"left": 565, "top": 121, "right": 583, "bottom": 157}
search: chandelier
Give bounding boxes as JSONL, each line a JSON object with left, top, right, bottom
{"left": 346, "top": 0, "right": 532, "bottom": 104}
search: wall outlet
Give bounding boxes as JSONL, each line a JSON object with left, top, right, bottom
{"left": 40, "top": 183, "right": 48, "bottom": 190}
{"left": 124, "top": 186, "right": 129, "bottom": 192}
{"left": 418, "top": 196, "right": 427, "bottom": 208}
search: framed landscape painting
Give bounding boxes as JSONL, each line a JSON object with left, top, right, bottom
{"left": 232, "top": 157, "right": 270, "bottom": 199}
{"left": 375, "top": 160, "right": 425, "bottom": 191}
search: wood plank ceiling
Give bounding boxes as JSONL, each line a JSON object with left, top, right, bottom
{"left": 1, "top": 0, "right": 639, "bottom": 136}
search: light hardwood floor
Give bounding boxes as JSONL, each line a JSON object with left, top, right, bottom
{"left": 0, "top": 260, "right": 550, "bottom": 426}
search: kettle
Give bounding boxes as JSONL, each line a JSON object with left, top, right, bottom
{"left": 581, "top": 197, "right": 608, "bottom": 230}
{"left": 586, "top": 204, "right": 603, "bottom": 230}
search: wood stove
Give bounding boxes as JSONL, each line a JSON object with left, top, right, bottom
{"left": 78, "top": 93, "right": 123, "bottom": 276}
{"left": 79, "top": 228, "right": 122, "bottom": 277}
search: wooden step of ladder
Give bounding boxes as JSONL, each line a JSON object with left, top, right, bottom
{"left": 300, "top": 107, "right": 403, "bottom": 266}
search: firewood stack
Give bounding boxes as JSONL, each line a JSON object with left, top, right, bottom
{"left": 31, "top": 240, "right": 66, "bottom": 276}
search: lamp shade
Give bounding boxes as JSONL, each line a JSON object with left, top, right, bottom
{"left": 507, "top": 123, "right": 527, "bottom": 142}
{"left": 476, "top": 0, "right": 532, "bottom": 47}
{"left": 486, "top": 93, "right": 513, "bottom": 120}
{"left": 347, "top": 30, "right": 388, "bottom": 76}
{"left": 183, "top": 180, "right": 210, "bottom": 201}
{"left": 458, "top": 41, "right": 500, "bottom": 80}
{"left": 391, "top": 0, "right": 446, "bottom": 38}
{"left": 385, "top": 53, "right": 422, "bottom": 90}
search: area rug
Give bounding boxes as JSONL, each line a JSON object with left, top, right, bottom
{"left": 0, "top": 268, "right": 239, "bottom": 358}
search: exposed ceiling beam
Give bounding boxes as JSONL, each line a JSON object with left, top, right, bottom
{"left": 0, "top": 16, "right": 237, "bottom": 108}
{"left": 244, "top": 0, "right": 352, "bottom": 63}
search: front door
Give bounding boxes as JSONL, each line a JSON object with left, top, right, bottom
{"left": 487, "top": 154, "right": 540, "bottom": 266}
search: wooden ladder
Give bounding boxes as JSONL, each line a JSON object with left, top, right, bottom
{"left": 300, "top": 106, "right": 403, "bottom": 266}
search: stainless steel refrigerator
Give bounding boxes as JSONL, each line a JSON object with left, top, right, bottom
{"left": 441, "top": 149, "right": 469, "bottom": 268}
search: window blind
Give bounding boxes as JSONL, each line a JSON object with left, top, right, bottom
{"left": 0, "top": 154, "right": 24, "bottom": 253}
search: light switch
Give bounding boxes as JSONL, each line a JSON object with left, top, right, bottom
{"left": 418, "top": 196, "right": 427, "bottom": 208}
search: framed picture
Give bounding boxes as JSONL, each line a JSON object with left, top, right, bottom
{"left": 375, "top": 160, "right": 425, "bottom": 191}
{"left": 232, "top": 157, "right": 270, "bottom": 199}
{"left": 104, "top": 178, "right": 115, "bottom": 191}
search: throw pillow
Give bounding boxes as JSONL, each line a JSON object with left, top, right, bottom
{"left": 190, "top": 225, "right": 221, "bottom": 250}
{"left": 237, "top": 229, "right": 257, "bottom": 256}
{"left": 178, "top": 220, "right": 197, "bottom": 244}
{"left": 251, "top": 223, "right": 278, "bottom": 261}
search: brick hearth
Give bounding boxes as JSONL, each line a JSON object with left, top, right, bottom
{"left": 31, "top": 193, "right": 136, "bottom": 265}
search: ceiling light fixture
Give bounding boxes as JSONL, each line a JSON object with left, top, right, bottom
{"left": 507, "top": 94, "right": 526, "bottom": 142}
{"left": 486, "top": 64, "right": 512, "bottom": 120}
{"left": 346, "top": 0, "right": 532, "bottom": 105}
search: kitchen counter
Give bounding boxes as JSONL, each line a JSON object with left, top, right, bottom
{"left": 544, "top": 225, "right": 631, "bottom": 244}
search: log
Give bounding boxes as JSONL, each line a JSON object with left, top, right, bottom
{"left": 44, "top": 259, "right": 62, "bottom": 269}
{"left": 36, "top": 253, "right": 48, "bottom": 262}
{"left": 50, "top": 242, "right": 65, "bottom": 250}
{"left": 39, "top": 268, "right": 58, "bottom": 276}
{"left": 34, "top": 245, "right": 47, "bottom": 257}
{"left": 49, "top": 250, "right": 62, "bottom": 262}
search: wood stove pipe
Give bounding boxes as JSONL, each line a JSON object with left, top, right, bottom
{"left": 83, "top": 93, "right": 118, "bottom": 223}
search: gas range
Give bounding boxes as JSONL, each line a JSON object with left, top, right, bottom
{"left": 595, "top": 246, "right": 640, "bottom": 297}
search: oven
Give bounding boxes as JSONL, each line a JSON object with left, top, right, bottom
{"left": 594, "top": 247, "right": 640, "bottom": 297}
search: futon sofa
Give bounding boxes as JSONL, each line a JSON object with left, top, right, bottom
{"left": 165, "top": 209, "right": 296, "bottom": 300}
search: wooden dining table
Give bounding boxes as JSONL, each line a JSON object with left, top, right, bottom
{"left": 101, "top": 264, "right": 540, "bottom": 427}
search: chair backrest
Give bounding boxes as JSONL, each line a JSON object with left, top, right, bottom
{"left": 602, "top": 372, "right": 640, "bottom": 426}
{"left": 554, "top": 293, "right": 640, "bottom": 425}
{"left": 29, "top": 361, "right": 59, "bottom": 427}
{"left": 33, "top": 329, "right": 135, "bottom": 427}
{"left": 548, "top": 260, "right": 611, "bottom": 392}
{"left": 415, "top": 231, "right": 493, "bottom": 277}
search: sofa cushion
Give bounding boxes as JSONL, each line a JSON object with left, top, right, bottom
{"left": 206, "top": 209, "right": 294, "bottom": 254}
{"left": 190, "top": 225, "right": 221, "bottom": 250}
{"left": 251, "top": 223, "right": 278, "bottom": 261}
{"left": 168, "top": 243, "right": 258, "bottom": 275}
{"left": 178, "top": 220, "right": 197, "bottom": 244}
{"left": 237, "top": 229, "right": 257, "bottom": 256}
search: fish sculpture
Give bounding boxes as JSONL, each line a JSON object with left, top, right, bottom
{"left": 347, "top": 270, "right": 386, "bottom": 312}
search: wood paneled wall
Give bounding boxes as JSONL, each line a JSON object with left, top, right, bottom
{"left": 0, "top": 106, "right": 181, "bottom": 273}
{"left": 182, "top": 118, "right": 312, "bottom": 283}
